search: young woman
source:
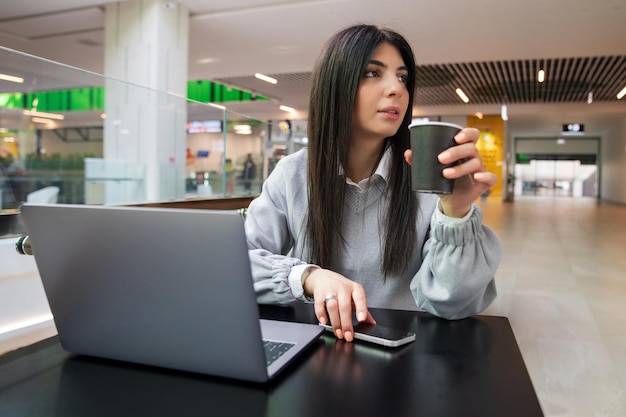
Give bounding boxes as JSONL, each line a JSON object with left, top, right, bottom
{"left": 244, "top": 24, "right": 501, "bottom": 342}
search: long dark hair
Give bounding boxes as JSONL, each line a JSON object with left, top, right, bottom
{"left": 306, "top": 24, "right": 418, "bottom": 277}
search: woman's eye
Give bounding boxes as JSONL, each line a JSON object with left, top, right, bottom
{"left": 364, "top": 69, "right": 378, "bottom": 78}
{"left": 398, "top": 74, "right": 408, "bottom": 84}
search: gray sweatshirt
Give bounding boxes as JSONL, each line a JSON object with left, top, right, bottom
{"left": 244, "top": 148, "right": 500, "bottom": 319}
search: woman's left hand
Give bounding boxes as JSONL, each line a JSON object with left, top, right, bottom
{"left": 404, "top": 127, "right": 498, "bottom": 218}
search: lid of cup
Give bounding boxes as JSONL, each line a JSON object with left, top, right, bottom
{"left": 408, "top": 121, "right": 463, "bottom": 130}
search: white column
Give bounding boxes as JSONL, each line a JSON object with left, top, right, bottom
{"left": 102, "top": 0, "right": 188, "bottom": 204}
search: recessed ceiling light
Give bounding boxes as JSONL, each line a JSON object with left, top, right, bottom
{"left": 31, "top": 117, "right": 54, "bottom": 124}
{"left": 23, "top": 110, "right": 64, "bottom": 120}
{"left": 254, "top": 73, "right": 277, "bottom": 84}
{"left": 197, "top": 57, "right": 219, "bottom": 64}
{"left": 617, "top": 86, "right": 626, "bottom": 100}
{"left": 537, "top": 69, "right": 545, "bottom": 83}
{"left": 0, "top": 73, "right": 24, "bottom": 83}
{"left": 279, "top": 105, "right": 295, "bottom": 113}
{"left": 455, "top": 88, "right": 469, "bottom": 103}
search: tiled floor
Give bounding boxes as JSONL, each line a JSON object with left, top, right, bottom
{"left": 480, "top": 195, "right": 626, "bottom": 417}
{"left": 2, "top": 195, "right": 625, "bottom": 415}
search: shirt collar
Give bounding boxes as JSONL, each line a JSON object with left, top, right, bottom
{"left": 341, "top": 146, "right": 392, "bottom": 188}
{"left": 374, "top": 146, "right": 392, "bottom": 182}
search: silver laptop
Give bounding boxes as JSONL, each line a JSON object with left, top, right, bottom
{"left": 20, "top": 203, "right": 323, "bottom": 383}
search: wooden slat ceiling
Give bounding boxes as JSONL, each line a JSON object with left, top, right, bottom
{"left": 216, "top": 56, "right": 626, "bottom": 109}
{"left": 417, "top": 56, "right": 626, "bottom": 106}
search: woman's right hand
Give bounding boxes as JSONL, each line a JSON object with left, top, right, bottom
{"left": 303, "top": 268, "right": 376, "bottom": 342}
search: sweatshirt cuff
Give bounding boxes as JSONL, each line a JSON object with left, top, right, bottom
{"left": 435, "top": 200, "right": 475, "bottom": 226}
{"left": 288, "top": 264, "right": 318, "bottom": 302}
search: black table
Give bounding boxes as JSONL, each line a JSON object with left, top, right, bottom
{"left": 0, "top": 305, "right": 543, "bottom": 417}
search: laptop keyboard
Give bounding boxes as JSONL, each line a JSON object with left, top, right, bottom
{"left": 263, "top": 340, "right": 295, "bottom": 367}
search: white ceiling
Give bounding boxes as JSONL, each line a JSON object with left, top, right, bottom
{"left": 1, "top": 0, "right": 626, "bottom": 131}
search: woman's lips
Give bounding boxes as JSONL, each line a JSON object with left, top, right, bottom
{"left": 378, "top": 107, "right": 401, "bottom": 120}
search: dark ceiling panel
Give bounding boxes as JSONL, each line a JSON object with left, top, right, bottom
{"left": 214, "top": 56, "right": 626, "bottom": 110}
{"left": 415, "top": 56, "right": 626, "bottom": 106}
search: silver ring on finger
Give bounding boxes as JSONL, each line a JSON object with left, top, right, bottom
{"left": 324, "top": 294, "right": 337, "bottom": 303}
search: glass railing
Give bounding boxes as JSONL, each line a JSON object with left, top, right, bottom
{"left": 1, "top": 45, "right": 307, "bottom": 237}
{"left": 0, "top": 44, "right": 310, "bottom": 352}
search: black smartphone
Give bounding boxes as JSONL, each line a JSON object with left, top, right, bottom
{"left": 321, "top": 322, "right": 416, "bottom": 348}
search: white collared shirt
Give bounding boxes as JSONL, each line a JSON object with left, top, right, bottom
{"left": 343, "top": 147, "right": 473, "bottom": 225}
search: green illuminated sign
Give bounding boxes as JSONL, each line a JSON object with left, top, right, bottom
{"left": 0, "top": 81, "right": 267, "bottom": 112}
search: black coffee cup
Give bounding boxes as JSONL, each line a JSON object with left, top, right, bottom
{"left": 409, "top": 121, "right": 462, "bottom": 194}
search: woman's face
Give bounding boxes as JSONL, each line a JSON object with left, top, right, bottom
{"left": 351, "top": 42, "right": 410, "bottom": 144}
